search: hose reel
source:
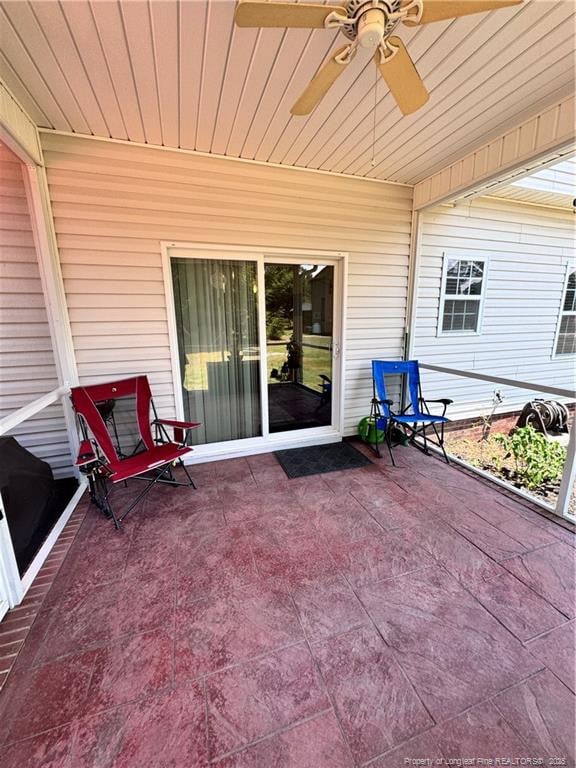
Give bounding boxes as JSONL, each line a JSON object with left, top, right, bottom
{"left": 516, "top": 399, "right": 569, "bottom": 436}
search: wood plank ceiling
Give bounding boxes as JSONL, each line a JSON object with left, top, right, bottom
{"left": 0, "top": 0, "right": 574, "bottom": 185}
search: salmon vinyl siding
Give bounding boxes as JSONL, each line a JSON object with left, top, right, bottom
{"left": 41, "top": 133, "right": 414, "bottom": 437}
{"left": 0, "top": 144, "right": 72, "bottom": 476}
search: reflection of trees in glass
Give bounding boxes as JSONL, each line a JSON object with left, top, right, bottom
{"left": 265, "top": 265, "right": 294, "bottom": 322}
{"left": 265, "top": 265, "right": 316, "bottom": 322}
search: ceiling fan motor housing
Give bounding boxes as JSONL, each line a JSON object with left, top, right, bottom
{"left": 342, "top": 0, "right": 403, "bottom": 45}
{"left": 357, "top": 7, "right": 386, "bottom": 47}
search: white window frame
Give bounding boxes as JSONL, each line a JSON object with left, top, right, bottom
{"left": 553, "top": 263, "right": 576, "bottom": 358}
{"left": 437, "top": 252, "right": 488, "bottom": 337}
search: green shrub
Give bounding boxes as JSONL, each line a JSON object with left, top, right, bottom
{"left": 267, "top": 316, "right": 287, "bottom": 340}
{"left": 493, "top": 425, "right": 566, "bottom": 491}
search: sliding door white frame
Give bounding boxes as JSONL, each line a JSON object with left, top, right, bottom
{"left": 161, "top": 242, "right": 348, "bottom": 462}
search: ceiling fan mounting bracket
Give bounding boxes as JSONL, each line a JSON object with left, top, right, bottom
{"left": 399, "top": 0, "right": 424, "bottom": 26}
{"left": 334, "top": 42, "right": 357, "bottom": 64}
{"left": 376, "top": 37, "right": 400, "bottom": 64}
{"left": 323, "top": 9, "right": 352, "bottom": 29}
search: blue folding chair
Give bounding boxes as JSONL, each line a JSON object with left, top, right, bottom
{"left": 370, "top": 360, "right": 453, "bottom": 465}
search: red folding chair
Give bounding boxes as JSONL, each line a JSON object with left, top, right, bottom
{"left": 70, "top": 376, "right": 200, "bottom": 529}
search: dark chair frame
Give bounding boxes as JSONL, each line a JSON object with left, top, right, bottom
{"left": 370, "top": 360, "right": 453, "bottom": 465}
{"left": 71, "top": 376, "right": 201, "bottom": 528}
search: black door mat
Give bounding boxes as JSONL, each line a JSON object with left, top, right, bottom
{"left": 275, "top": 441, "right": 372, "bottom": 479}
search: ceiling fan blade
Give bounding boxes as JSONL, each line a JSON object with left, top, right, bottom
{"left": 235, "top": 2, "right": 347, "bottom": 28}
{"left": 374, "top": 38, "right": 429, "bottom": 116}
{"left": 291, "top": 46, "right": 350, "bottom": 115}
{"left": 403, "top": 0, "right": 523, "bottom": 26}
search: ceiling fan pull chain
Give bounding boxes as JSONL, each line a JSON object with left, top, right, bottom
{"left": 371, "top": 65, "right": 378, "bottom": 166}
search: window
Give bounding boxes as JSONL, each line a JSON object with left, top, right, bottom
{"left": 555, "top": 269, "right": 576, "bottom": 356}
{"left": 440, "top": 256, "right": 486, "bottom": 334}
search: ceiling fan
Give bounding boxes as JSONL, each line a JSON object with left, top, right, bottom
{"left": 234, "top": 0, "right": 523, "bottom": 116}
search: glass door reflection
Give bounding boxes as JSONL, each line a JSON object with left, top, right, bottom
{"left": 265, "top": 263, "right": 334, "bottom": 433}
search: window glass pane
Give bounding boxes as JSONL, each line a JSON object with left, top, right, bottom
{"left": 458, "top": 261, "right": 472, "bottom": 277}
{"left": 563, "top": 271, "right": 576, "bottom": 312}
{"left": 442, "top": 298, "right": 479, "bottom": 332}
{"left": 445, "top": 259, "right": 484, "bottom": 296}
{"left": 556, "top": 315, "right": 576, "bottom": 355}
{"left": 447, "top": 260, "right": 459, "bottom": 277}
{"left": 468, "top": 278, "right": 483, "bottom": 295}
{"left": 446, "top": 278, "right": 458, "bottom": 294}
{"left": 442, "top": 300, "right": 455, "bottom": 331}
{"left": 471, "top": 262, "right": 484, "bottom": 277}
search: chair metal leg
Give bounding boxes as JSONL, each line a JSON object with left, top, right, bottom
{"left": 385, "top": 421, "right": 396, "bottom": 466}
{"left": 431, "top": 422, "right": 450, "bottom": 464}
{"left": 422, "top": 421, "right": 430, "bottom": 454}
{"left": 115, "top": 458, "right": 198, "bottom": 525}
{"left": 92, "top": 472, "right": 121, "bottom": 529}
{"left": 373, "top": 421, "right": 382, "bottom": 458}
{"left": 178, "top": 458, "right": 197, "bottom": 489}
{"left": 117, "top": 465, "right": 172, "bottom": 524}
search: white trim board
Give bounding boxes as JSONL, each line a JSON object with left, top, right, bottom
{"left": 0, "top": 480, "right": 87, "bottom": 607}
{"left": 0, "top": 77, "right": 42, "bottom": 166}
{"left": 182, "top": 430, "right": 343, "bottom": 465}
{"left": 20, "top": 481, "right": 86, "bottom": 594}
{"left": 413, "top": 95, "right": 575, "bottom": 210}
{"left": 22, "top": 164, "right": 80, "bottom": 475}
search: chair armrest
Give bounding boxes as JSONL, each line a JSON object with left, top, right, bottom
{"left": 420, "top": 398, "right": 453, "bottom": 406}
{"left": 371, "top": 398, "right": 393, "bottom": 406}
{"left": 155, "top": 418, "right": 201, "bottom": 430}
{"left": 154, "top": 418, "right": 201, "bottom": 446}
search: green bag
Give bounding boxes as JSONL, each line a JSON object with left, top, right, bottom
{"left": 358, "top": 416, "right": 385, "bottom": 445}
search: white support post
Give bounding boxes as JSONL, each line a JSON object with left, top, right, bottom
{"left": 22, "top": 164, "right": 80, "bottom": 474}
{"left": 0, "top": 495, "right": 22, "bottom": 608}
{"left": 400, "top": 209, "right": 422, "bottom": 411}
{"left": 405, "top": 209, "right": 422, "bottom": 361}
{"left": 555, "top": 423, "right": 576, "bottom": 522}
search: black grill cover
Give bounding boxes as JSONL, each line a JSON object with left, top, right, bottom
{"left": 0, "top": 436, "right": 60, "bottom": 575}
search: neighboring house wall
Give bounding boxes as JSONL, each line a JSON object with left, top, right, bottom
{"left": 0, "top": 143, "right": 71, "bottom": 475}
{"left": 40, "top": 133, "right": 413, "bottom": 436}
{"left": 412, "top": 196, "right": 575, "bottom": 419}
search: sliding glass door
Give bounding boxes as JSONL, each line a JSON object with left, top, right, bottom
{"left": 169, "top": 248, "right": 341, "bottom": 451}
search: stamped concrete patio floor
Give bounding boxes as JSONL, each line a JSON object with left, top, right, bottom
{"left": 0, "top": 442, "right": 574, "bottom": 767}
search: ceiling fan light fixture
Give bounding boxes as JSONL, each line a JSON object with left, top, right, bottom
{"left": 357, "top": 7, "right": 386, "bottom": 48}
